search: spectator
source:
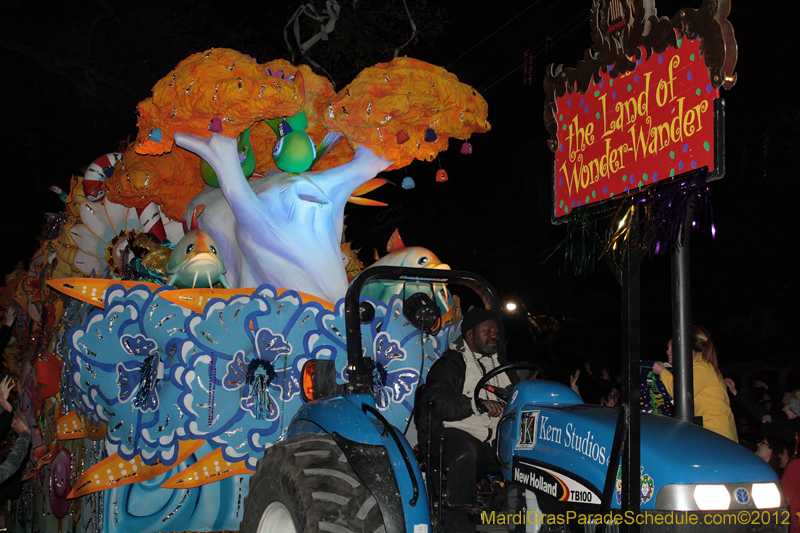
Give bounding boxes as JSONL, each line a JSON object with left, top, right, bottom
{"left": 754, "top": 434, "right": 790, "bottom": 477}
{"left": 752, "top": 380, "right": 783, "bottom": 415}
{"left": 653, "top": 326, "right": 737, "bottom": 441}
{"left": 726, "top": 378, "right": 800, "bottom": 448}
{"left": 600, "top": 386, "right": 619, "bottom": 408}
{"left": 725, "top": 377, "right": 773, "bottom": 425}
{"left": 578, "top": 363, "right": 620, "bottom": 407}
{"left": 569, "top": 369, "right": 581, "bottom": 398}
{"left": 780, "top": 396, "right": 800, "bottom": 455}
{"left": 782, "top": 457, "right": 800, "bottom": 533}
{"left": 0, "top": 376, "right": 30, "bottom": 485}
{"left": 0, "top": 306, "right": 17, "bottom": 355}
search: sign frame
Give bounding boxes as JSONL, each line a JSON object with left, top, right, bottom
{"left": 544, "top": 0, "right": 737, "bottom": 224}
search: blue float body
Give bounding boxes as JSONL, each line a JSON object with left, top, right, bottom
{"left": 498, "top": 380, "right": 779, "bottom": 510}
{"left": 287, "top": 394, "right": 431, "bottom": 532}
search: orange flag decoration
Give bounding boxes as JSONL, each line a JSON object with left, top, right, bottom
{"left": 69, "top": 440, "right": 204, "bottom": 498}
{"left": 159, "top": 448, "right": 254, "bottom": 489}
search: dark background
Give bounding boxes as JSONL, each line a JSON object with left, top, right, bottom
{"left": 1, "top": 0, "right": 797, "bottom": 384}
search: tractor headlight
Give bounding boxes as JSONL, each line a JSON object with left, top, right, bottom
{"left": 752, "top": 483, "right": 781, "bottom": 509}
{"left": 658, "top": 482, "right": 785, "bottom": 511}
{"left": 693, "top": 485, "right": 731, "bottom": 510}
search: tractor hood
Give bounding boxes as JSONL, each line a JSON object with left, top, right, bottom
{"left": 499, "top": 380, "right": 780, "bottom": 511}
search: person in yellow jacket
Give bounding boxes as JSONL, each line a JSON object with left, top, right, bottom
{"left": 653, "top": 326, "right": 738, "bottom": 441}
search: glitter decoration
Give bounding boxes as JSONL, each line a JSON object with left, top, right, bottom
{"left": 53, "top": 255, "right": 461, "bottom": 530}
{"left": 208, "top": 352, "right": 216, "bottom": 426}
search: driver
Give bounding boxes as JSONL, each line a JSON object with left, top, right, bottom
{"left": 418, "top": 308, "right": 516, "bottom": 532}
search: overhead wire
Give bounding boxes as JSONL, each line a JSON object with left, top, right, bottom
{"left": 447, "top": 0, "right": 561, "bottom": 83}
{"left": 463, "top": 4, "right": 558, "bottom": 74}
{"left": 476, "top": 12, "right": 590, "bottom": 94}
{"left": 438, "top": 0, "right": 591, "bottom": 95}
{"left": 445, "top": 1, "right": 545, "bottom": 71}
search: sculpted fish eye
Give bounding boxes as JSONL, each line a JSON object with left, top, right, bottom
{"left": 210, "top": 245, "right": 217, "bottom": 254}
{"left": 417, "top": 257, "right": 429, "bottom": 265}
{"left": 186, "top": 243, "right": 195, "bottom": 253}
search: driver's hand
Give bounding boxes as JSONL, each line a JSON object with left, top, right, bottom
{"left": 479, "top": 399, "right": 505, "bottom": 417}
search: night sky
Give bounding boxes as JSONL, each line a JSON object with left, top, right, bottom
{"left": 1, "top": 0, "right": 797, "bottom": 383}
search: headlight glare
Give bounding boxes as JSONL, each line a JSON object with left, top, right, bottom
{"left": 752, "top": 483, "right": 781, "bottom": 509}
{"left": 693, "top": 485, "right": 731, "bottom": 510}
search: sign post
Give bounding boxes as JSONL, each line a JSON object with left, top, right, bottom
{"left": 542, "top": 0, "right": 737, "bottom": 528}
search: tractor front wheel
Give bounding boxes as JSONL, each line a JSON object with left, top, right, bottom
{"left": 241, "top": 433, "right": 386, "bottom": 533}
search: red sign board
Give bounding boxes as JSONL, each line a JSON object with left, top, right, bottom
{"left": 543, "top": 0, "right": 738, "bottom": 222}
{"left": 554, "top": 38, "right": 717, "bottom": 216}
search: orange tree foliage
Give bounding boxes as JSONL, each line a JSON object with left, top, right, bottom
{"left": 105, "top": 49, "right": 489, "bottom": 220}
{"left": 324, "top": 57, "right": 490, "bottom": 171}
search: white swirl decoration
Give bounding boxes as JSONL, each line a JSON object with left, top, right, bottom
{"left": 69, "top": 199, "right": 184, "bottom": 278}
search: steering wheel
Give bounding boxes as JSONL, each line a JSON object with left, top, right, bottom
{"left": 474, "top": 361, "right": 541, "bottom": 410}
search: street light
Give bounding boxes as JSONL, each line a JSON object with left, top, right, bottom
{"left": 503, "top": 300, "right": 545, "bottom": 344}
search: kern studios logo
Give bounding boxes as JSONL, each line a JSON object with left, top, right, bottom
{"left": 517, "top": 410, "right": 539, "bottom": 449}
{"left": 734, "top": 487, "right": 750, "bottom": 505}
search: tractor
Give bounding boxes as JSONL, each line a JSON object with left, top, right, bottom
{"left": 241, "top": 266, "right": 787, "bottom": 533}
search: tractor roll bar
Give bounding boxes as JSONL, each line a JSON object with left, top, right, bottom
{"left": 344, "top": 266, "right": 506, "bottom": 393}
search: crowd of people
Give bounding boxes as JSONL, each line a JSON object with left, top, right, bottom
{"left": 722, "top": 373, "right": 800, "bottom": 533}
{"left": 569, "top": 324, "right": 800, "bottom": 533}
{"left": 0, "top": 306, "right": 30, "bottom": 527}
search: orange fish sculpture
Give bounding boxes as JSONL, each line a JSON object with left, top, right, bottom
{"left": 166, "top": 208, "right": 230, "bottom": 289}
{"left": 362, "top": 229, "right": 451, "bottom": 313}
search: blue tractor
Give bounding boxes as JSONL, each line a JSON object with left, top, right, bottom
{"left": 240, "top": 267, "right": 787, "bottom": 533}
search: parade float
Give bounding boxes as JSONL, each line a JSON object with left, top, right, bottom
{"left": 0, "top": 49, "right": 489, "bottom": 533}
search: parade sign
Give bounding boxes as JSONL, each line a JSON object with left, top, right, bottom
{"left": 544, "top": 0, "right": 737, "bottom": 221}
{"left": 555, "top": 39, "right": 716, "bottom": 214}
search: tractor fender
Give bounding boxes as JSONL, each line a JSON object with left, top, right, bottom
{"left": 287, "top": 394, "right": 431, "bottom": 533}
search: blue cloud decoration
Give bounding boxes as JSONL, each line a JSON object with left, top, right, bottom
{"left": 65, "top": 282, "right": 459, "bottom": 532}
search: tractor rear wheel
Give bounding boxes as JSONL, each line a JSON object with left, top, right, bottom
{"left": 241, "top": 433, "right": 386, "bottom": 533}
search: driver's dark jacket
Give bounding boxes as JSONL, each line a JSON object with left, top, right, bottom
{"left": 415, "top": 340, "right": 517, "bottom": 456}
